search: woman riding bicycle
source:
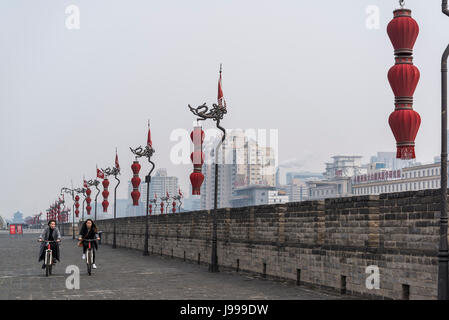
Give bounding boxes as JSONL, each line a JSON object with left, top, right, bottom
{"left": 38, "top": 220, "right": 61, "bottom": 269}
{"left": 78, "top": 219, "right": 100, "bottom": 269}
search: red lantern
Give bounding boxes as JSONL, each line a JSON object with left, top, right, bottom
{"left": 389, "top": 109, "right": 421, "bottom": 159}
{"left": 190, "top": 126, "right": 205, "bottom": 195}
{"left": 131, "top": 160, "right": 141, "bottom": 206}
{"left": 102, "top": 200, "right": 109, "bottom": 212}
{"left": 190, "top": 172, "right": 204, "bottom": 195}
{"left": 75, "top": 195, "right": 80, "bottom": 202}
{"left": 388, "top": 58, "right": 420, "bottom": 98}
{"left": 387, "top": 6, "right": 421, "bottom": 159}
{"left": 387, "top": 8, "right": 419, "bottom": 56}
{"left": 172, "top": 201, "right": 176, "bottom": 213}
{"left": 149, "top": 204, "right": 152, "bottom": 215}
{"left": 160, "top": 202, "right": 164, "bottom": 214}
{"left": 102, "top": 178, "right": 110, "bottom": 212}
{"left": 75, "top": 209, "right": 79, "bottom": 218}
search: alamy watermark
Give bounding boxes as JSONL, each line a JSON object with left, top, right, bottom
{"left": 170, "top": 127, "right": 279, "bottom": 175}
{"left": 65, "top": 265, "right": 80, "bottom": 289}
{"left": 65, "top": 5, "right": 80, "bottom": 30}
{"left": 366, "top": 5, "right": 380, "bottom": 30}
{"left": 365, "top": 265, "right": 380, "bottom": 290}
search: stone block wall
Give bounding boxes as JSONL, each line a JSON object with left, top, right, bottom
{"left": 84, "top": 189, "right": 443, "bottom": 299}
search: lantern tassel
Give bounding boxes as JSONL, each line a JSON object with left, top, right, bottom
{"left": 397, "top": 145, "right": 415, "bottom": 160}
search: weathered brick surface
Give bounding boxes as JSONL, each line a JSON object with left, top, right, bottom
{"left": 72, "top": 189, "right": 445, "bottom": 299}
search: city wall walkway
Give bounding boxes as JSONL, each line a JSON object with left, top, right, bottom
{"left": 0, "top": 233, "right": 346, "bottom": 300}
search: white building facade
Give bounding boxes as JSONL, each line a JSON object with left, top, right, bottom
{"left": 352, "top": 163, "right": 446, "bottom": 195}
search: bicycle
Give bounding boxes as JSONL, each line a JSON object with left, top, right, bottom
{"left": 38, "top": 240, "right": 59, "bottom": 277}
{"left": 83, "top": 239, "right": 96, "bottom": 276}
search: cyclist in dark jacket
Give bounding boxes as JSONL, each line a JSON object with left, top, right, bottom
{"left": 38, "top": 220, "right": 61, "bottom": 269}
{"left": 78, "top": 219, "right": 100, "bottom": 269}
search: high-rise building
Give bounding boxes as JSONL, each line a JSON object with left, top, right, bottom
{"left": 148, "top": 168, "right": 178, "bottom": 199}
{"left": 287, "top": 178, "right": 310, "bottom": 202}
{"left": 200, "top": 131, "right": 276, "bottom": 210}
{"left": 183, "top": 184, "right": 201, "bottom": 212}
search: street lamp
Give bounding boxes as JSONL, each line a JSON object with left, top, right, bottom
{"left": 81, "top": 189, "right": 86, "bottom": 222}
{"left": 61, "top": 187, "right": 83, "bottom": 239}
{"left": 161, "top": 193, "right": 169, "bottom": 214}
{"left": 439, "top": 0, "right": 449, "bottom": 301}
{"left": 101, "top": 165, "right": 120, "bottom": 249}
{"left": 150, "top": 194, "right": 157, "bottom": 215}
{"left": 87, "top": 179, "right": 101, "bottom": 221}
{"left": 130, "top": 124, "right": 155, "bottom": 256}
{"left": 188, "top": 100, "right": 227, "bottom": 271}
{"left": 57, "top": 195, "right": 65, "bottom": 236}
{"left": 173, "top": 190, "right": 183, "bottom": 213}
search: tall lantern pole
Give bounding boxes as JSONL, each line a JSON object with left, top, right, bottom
{"left": 58, "top": 195, "right": 65, "bottom": 235}
{"left": 439, "top": 0, "right": 449, "bottom": 301}
{"left": 87, "top": 178, "right": 101, "bottom": 221}
{"left": 188, "top": 64, "right": 227, "bottom": 272}
{"left": 130, "top": 122, "right": 155, "bottom": 256}
{"left": 102, "top": 149, "right": 121, "bottom": 249}
{"left": 79, "top": 180, "right": 87, "bottom": 222}
{"left": 61, "top": 187, "right": 75, "bottom": 237}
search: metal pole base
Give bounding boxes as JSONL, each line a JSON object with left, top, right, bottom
{"left": 208, "top": 265, "right": 219, "bottom": 272}
{"left": 438, "top": 250, "right": 449, "bottom": 299}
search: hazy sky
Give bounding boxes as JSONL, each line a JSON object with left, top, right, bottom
{"left": 0, "top": 0, "right": 446, "bottom": 219}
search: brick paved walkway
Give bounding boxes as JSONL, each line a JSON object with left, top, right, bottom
{"left": 0, "top": 233, "right": 348, "bottom": 300}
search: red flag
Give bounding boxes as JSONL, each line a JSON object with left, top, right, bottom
{"left": 115, "top": 150, "right": 120, "bottom": 170}
{"left": 147, "top": 121, "right": 152, "bottom": 148}
{"left": 97, "top": 166, "right": 105, "bottom": 179}
{"left": 218, "top": 64, "right": 226, "bottom": 109}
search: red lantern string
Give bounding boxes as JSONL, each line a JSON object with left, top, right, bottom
{"left": 387, "top": 6, "right": 421, "bottom": 160}
{"left": 131, "top": 160, "right": 141, "bottom": 206}
{"left": 160, "top": 201, "right": 164, "bottom": 214}
{"left": 172, "top": 201, "right": 176, "bottom": 213}
{"left": 102, "top": 178, "right": 110, "bottom": 212}
{"left": 190, "top": 126, "right": 205, "bottom": 195}
{"left": 86, "top": 188, "right": 92, "bottom": 215}
{"left": 75, "top": 195, "right": 80, "bottom": 218}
